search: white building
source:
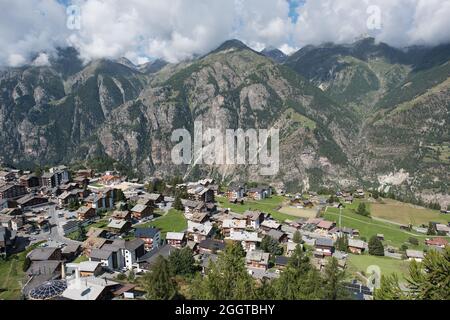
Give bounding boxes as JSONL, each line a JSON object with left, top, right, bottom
{"left": 225, "top": 231, "right": 262, "bottom": 252}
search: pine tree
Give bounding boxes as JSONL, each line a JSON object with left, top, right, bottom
{"left": 115, "top": 189, "right": 126, "bottom": 202}
{"left": 173, "top": 196, "right": 184, "bottom": 211}
{"left": 427, "top": 222, "right": 436, "bottom": 235}
{"left": 260, "top": 235, "right": 283, "bottom": 255}
{"left": 272, "top": 244, "right": 324, "bottom": 299}
{"left": 168, "top": 247, "right": 197, "bottom": 276}
{"left": 322, "top": 257, "right": 349, "bottom": 300}
{"left": 255, "top": 278, "right": 276, "bottom": 300}
{"left": 371, "top": 190, "right": 379, "bottom": 199}
{"left": 127, "top": 269, "right": 135, "bottom": 282}
{"left": 288, "top": 244, "right": 310, "bottom": 272}
{"left": 190, "top": 242, "right": 256, "bottom": 299}
{"left": 335, "top": 234, "right": 349, "bottom": 252}
{"left": 355, "top": 202, "right": 369, "bottom": 216}
{"left": 375, "top": 247, "right": 450, "bottom": 300}
{"left": 374, "top": 274, "right": 408, "bottom": 300}
{"left": 141, "top": 256, "right": 177, "bottom": 300}
{"left": 407, "top": 248, "right": 450, "bottom": 300}
{"left": 293, "top": 230, "right": 301, "bottom": 244}
{"left": 368, "top": 236, "right": 384, "bottom": 256}
{"left": 22, "top": 256, "right": 31, "bottom": 272}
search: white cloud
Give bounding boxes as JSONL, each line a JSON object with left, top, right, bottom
{"left": 279, "top": 44, "right": 299, "bottom": 55}
{"left": 8, "top": 54, "right": 26, "bottom": 67}
{"left": 293, "top": 0, "right": 450, "bottom": 47}
{"left": 67, "top": 0, "right": 294, "bottom": 64}
{"left": 0, "top": 0, "right": 450, "bottom": 67}
{"left": 0, "top": 0, "right": 67, "bottom": 67}
{"left": 32, "top": 53, "right": 51, "bottom": 67}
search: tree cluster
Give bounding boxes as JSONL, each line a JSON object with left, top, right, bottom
{"left": 260, "top": 236, "right": 283, "bottom": 256}
{"left": 141, "top": 242, "right": 352, "bottom": 300}
{"left": 375, "top": 247, "right": 450, "bottom": 300}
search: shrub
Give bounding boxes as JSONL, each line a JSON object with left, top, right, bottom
{"left": 116, "top": 273, "right": 127, "bottom": 281}
{"left": 408, "top": 237, "right": 419, "bottom": 246}
{"left": 22, "top": 257, "right": 31, "bottom": 272}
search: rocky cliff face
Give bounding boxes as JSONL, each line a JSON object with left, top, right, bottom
{"left": 0, "top": 55, "right": 147, "bottom": 167}
{"left": 0, "top": 39, "right": 448, "bottom": 197}
{"left": 285, "top": 38, "right": 450, "bottom": 196}
{"left": 92, "top": 41, "right": 357, "bottom": 190}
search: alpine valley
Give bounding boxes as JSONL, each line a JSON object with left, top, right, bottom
{"left": 0, "top": 38, "right": 449, "bottom": 203}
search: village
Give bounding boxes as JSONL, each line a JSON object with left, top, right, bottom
{"left": 0, "top": 166, "right": 449, "bottom": 300}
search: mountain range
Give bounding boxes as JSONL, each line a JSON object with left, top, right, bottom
{"left": 0, "top": 38, "right": 448, "bottom": 203}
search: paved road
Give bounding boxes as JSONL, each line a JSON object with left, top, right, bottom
{"left": 48, "top": 205, "right": 82, "bottom": 246}
{"left": 27, "top": 204, "right": 82, "bottom": 247}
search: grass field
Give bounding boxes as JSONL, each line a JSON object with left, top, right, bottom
{"left": 217, "top": 196, "right": 297, "bottom": 222}
{"left": 0, "top": 241, "right": 45, "bottom": 300}
{"left": 347, "top": 254, "right": 411, "bottom": 282}
{"left": 0, "top": 257, "right": 24, "bottom": 300}
{"left": 73, "top": 255, "right": 89, "bottom": 263}
{"left": 278, "top": 206, "right": 317, "bottom": 219}
{"left": 324, "top": 203, "right": 431, "bottom": 249}
{"left": 136, "top": 209, "right": 187, "bottom": 238}
{"left": 89, "top": 183, "right": 104, "bottom": 188}
{"left": 371, "top": 199, "right": 450, "bottom": 225}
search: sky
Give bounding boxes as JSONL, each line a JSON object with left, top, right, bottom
{"left": 1, "top": 0, "right": 450, "bottom": 67}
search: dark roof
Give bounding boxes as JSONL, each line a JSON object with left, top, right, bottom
{"left": 27, "top": 260, "right": 61, "bottom": 276}
{"left": 62, "top": 220, "right": 79, "bottom": 231}
{"left": 124, "top": 238, "right": 145, "bottom": 252}
{"left": 61, "top": 243, "right": 81, "bottom": 254}
{"left": 138, "top": 244, "right": 176, "bottom": 267}
{"left": 267, "top": 229, "right": 285, "bottom": 241}
{"left": 275, "top": 256, "right": 289, "bottom": 266}
{"left": 248, "top": 187, "right": 264, "bottom": 193}
{"left": 228, "top": 185, "right": 244, "bottom": 192}
{"left": 134, "top": 227, "right": 160, "bottom": 239}
{"left": 113, "top": 284, "right": 138, "bottom": 296}
{"left": 315, "top": 237, "right": 334, "bottom": 247}
{"left": 181, "top": 199, "right": 201, "bottom": 208}
{"left": 199, "top": 239, "right": 225, "bottom": 251}
{"left": 0, "top": 184, "right": 19, "bottom": 193}
{"left": 90, "top": 248, "right": 113, "bottom": 260}
{"left": 27, "top": 247, "right": 60, "bottom": 261}
{"left": 17, "top": 195, "right": 47, "bottom": 205}
{"left": 101, "top": 243, "right": 121, "bottom": 252}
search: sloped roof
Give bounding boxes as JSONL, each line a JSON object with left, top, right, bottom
{"left": 315, "top": 237, "right": 334, "bottom": 247}
{"left": 134, "top": 227, "right": 160, "bottom": 238}
{"left": 348, "top": 239, "right": 367, "bottom": 249}
{"left": 317, "top": 220, "right": 334, "bottom": 229}
{"left": 131, "top": 204, "right": 148, "bottom": 213}
{"left": 107, "top": 219, "right": 128, "bottom": 230}
{"left": 166, "top": 232, "right": 185, "bottom": 241}
{"left": 27, "top": 247, "right": 60, "bottom": 261}
{"left": 90, "top": 248, "right": 113, "bottom": 260}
